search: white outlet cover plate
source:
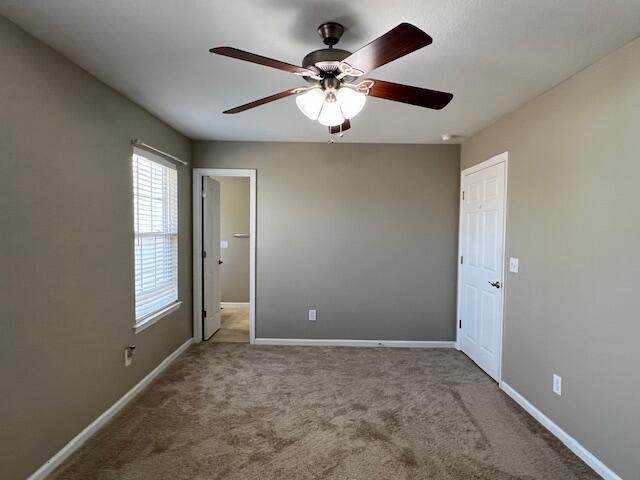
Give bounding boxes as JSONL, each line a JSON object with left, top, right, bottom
{"left": 220, "top": 240, "right": 228, "bottom": 249}
{"left": 509, "top": 257, "right": 519, "bottom": 273}
{"left": 308, "top": 309, "right": 317, "bottom": 321}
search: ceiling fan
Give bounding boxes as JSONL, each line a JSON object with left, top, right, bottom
{"left": 210, "top": 22, "right": 453, "bottom": 135}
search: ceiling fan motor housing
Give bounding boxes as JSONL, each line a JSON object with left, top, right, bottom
{"left": 302, "top": 48, "right": 354, "bottom": 84}
{"left": 302, "top": 48, "right": 350, "bottom": 71}
{"left": 302, "top": 22, "right": 356, "bottom": 84}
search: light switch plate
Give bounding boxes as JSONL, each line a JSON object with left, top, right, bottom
{"left": 124, "top": 348, "right": 133, "bottom": 367}
{"left": 220, "top": 240, "right": 228, "bottom": 249}
{"left": 308, "top": 309, "right": 317, "bottom": 321}
{"left": 553, "top": 374, "right": 562, "bottom": 396}
{"left": 509, "top": 257, "right": 519, "bottom": 273}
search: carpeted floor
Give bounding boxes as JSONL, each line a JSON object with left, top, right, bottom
{"left": 49, "top": 345, "right": 598, "bottom": 479}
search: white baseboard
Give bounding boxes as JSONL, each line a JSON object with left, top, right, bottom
{"left": 500, "top": 382, "right": 622, "bottom": 480}
{"left": 221, "top": 302, "right": 249, "bottom": 308}
{"left": 254, "top": 338, "right": 456, "bottom": 348}
{"left": 27, "top": 338, "right": 193, "bottom": 480}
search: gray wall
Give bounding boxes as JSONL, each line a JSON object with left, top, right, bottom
{"left": 213, "top": 176, "right": 250, "bottom": 303}
{"left": 0, "top": 17, "right": 192, "bottom": 480}
{"left": 461, "top": 37, "right": 640, "bottom": 480}
{"left": 195, "top": 142, "right": 460, "bottom": 341}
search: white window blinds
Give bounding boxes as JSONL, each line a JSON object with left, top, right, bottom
{"left": 132, "top": 147, "right": 178, "bottom": 321}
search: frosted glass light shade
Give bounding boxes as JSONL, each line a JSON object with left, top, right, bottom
{"left": 317, "top": 100, "right": 345, "bottom": 127}
{"left": 336, "top": 87, "right": 366, "bottom": 119}
{"left": 295, "top": 88, "right": 324, "bottom": 120}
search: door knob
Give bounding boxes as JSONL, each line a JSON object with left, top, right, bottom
{"left": 218, "top": 259, "right": 223, "bottom": 265}
{"left": 488, "top": 281, "right": 501, "bottom": 289}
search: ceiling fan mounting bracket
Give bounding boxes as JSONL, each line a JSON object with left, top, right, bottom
{"left": 317, "top": 22, "right": 344, "bottom": 46}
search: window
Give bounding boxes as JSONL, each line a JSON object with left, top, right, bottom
{"left": 132, "top": 147, "right": 178, "bottom": 325}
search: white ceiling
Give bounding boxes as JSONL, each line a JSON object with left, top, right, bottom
{"left": 2, "top": 0, "right": 640, "bottom": 143}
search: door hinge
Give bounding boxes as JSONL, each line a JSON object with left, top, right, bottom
{"left": 203, "top": 250, "right": 207, "bottom": 259}
{"left": 203, "top": 310, "right": 207, "bottom": 318}
{"left": 459, "top": 319, "right": 462, "bottom": 328}
{"left": 460, "top": 255, "right": 464, "bottom": 264}
{"left": 462, "top": 190, "right": 465, "bottom": 200}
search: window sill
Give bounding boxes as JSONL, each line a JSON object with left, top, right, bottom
{"left": 134, "top": 301, "right": 182, "bottom": 334}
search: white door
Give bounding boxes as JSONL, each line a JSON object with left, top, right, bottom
{"left": 203, "top": 177, "right": 222, "bottom": 340}
{"left": 459, "top": 161, "right": 506, "bottom": 381}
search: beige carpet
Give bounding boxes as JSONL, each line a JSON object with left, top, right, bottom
{"left": 211, "top": 305, "right": 249, "bottom": 343}
{"left": 49, "top": 345, "right": 598, "bottom": 479}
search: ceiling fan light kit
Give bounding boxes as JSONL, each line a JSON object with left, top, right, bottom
{"left": 296, "top": 83, "right": 367, "bottom": 126}
{"left": 210, "top": 22, "right": 453, "bottom": 136}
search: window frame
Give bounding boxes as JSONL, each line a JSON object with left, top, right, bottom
{"left": 132, "top": 147, "right": 180, "bottom": 333}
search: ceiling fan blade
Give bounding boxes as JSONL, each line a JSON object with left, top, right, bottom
{"left": 341, "top": 23, "right": 432, "bottom": 75}
{"left": 364, "top": 79, "right": 453, "bottom": 110}
{"left": 223, "top": 88, "right": 299, "bottom": 114}
{"left": 210, "top": 47, "right": 317, "bottom": 76}
{"left": 328, "top": 119, "right": 351, "bottom": 134}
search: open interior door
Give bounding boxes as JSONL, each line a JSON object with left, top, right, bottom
{"left": 203, "top": 177, "right": 222, "bottom": 340}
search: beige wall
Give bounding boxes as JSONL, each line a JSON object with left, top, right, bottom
{"left": 195, "top": 142, "right": 460, "bottom": 341}
{"left": 213, "top": 176, "right": 250, "bottom": 302}
{"left": 0, "top": 17, "right": 192, "bottom": 480}
{"left": 461, "top": 37, "right": 640, "bottom": 480}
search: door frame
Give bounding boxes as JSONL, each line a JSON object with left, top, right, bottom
{"left": 455, "top": 152, "right": 509, "bottom": 383}
{"left": 193, "top": 168, "right": 257, "bottom": 344}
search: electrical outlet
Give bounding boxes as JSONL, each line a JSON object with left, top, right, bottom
{"left": 124, "top": 346, "right": 136, "bottom": 367}
{"left": 308, "top": 309, "right": 317, "bottom": 321}
{"left": 509, "top": 257, "right": 519, "bottom": 273}
{"left": 553, "top": 374, "right": 562, "bottom": 396}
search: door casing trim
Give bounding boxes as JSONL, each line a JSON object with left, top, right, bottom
{"left": 456, "top": 152, "right": 509, "bottom": 383}
{"left": 193, "top": 168, "right": 256, "bottom": 344}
